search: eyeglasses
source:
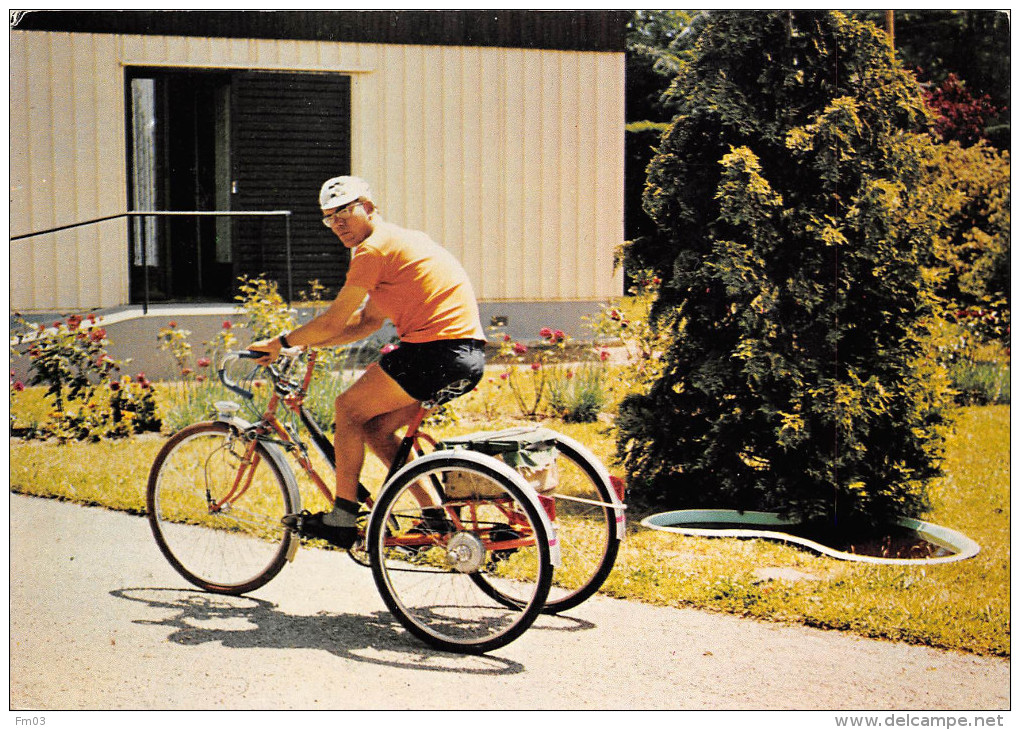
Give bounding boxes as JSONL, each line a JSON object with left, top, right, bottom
{"left": 321, "top": 201, "right": 362, "bottom": 227}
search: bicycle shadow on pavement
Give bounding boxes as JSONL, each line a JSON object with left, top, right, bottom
{"left": 112, "top": 587, "right": 528, "bottom": 675}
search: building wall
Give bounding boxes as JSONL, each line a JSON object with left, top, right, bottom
{"left": 9, "top": 30, "right": 625, "bottom": 313}
{"left": 10, "top": 32, "right": 129, "bottom": 312}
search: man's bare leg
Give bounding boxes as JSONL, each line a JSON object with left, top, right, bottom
{"left": 282, "top": 365, "right": 417, "bottom": 548}
{"left": 363, "top": 403, "right": 440, "bottom": 506}
{"left": 362, "top": 403, "right": 423, "bottom": 470}
{"left": 333, "top": 364, "right": 418, "bottom": 505}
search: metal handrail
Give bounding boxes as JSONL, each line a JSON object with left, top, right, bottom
{"left": 9, "top": 210, "right": 293, "bottom": 313}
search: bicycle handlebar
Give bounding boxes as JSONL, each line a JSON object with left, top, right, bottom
{"left": 217, "top": 351, "right": 260, "bottom": 400}
{"left": 217, "top": 348, "right": 304, "bottom": 400}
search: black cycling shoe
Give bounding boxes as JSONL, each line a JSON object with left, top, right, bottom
{"left": 413, "top": 507, "right": 457, "bottom": 535}
{"left": 399, "top": 508, "right": 457, "bottom": 556}
{"left": 282, "top": 510, "right": 359, "bottom": 549}
{"left": 487, "top": 525, "right": 522, "bottom": 563}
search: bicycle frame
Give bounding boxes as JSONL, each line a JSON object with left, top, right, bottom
{"left": 217, "top": 349, "right": 544, "bottom": 552}
{"left": 219, "top": 349, "right": 427, "bottom": 508}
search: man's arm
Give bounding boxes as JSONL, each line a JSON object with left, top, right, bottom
{"left": 314, "top": 297, "right": 386, "bottom": 347}
{"left": 249, "top": 284, "right": 374, "bottom": 363}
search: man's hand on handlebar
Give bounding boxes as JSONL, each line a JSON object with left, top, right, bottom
{"left": 248, "top": 338, "right": 282, "bottom": 366}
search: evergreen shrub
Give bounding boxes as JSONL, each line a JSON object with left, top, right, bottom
{"left": 617, "top": 11, "right": 956, "bottom": 533}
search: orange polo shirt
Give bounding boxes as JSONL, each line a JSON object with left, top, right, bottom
{"left": 344, "top": 221, "right": 486, "bottom": 344}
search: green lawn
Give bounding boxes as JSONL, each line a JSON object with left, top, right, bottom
{"left": 603, "top": 406, "right": 1009, "bottom": 657}
{"left": 8, "top": 388, "right": 1009, "bottom": 657}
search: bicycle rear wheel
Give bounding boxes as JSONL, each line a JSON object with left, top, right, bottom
{"left": 541, "top": 439, "right": 622, "bottom": 612}
{"left": 147, "top": 422, "right": 295, "bottom": 595}
{"left": 367, "top": 455, "right": 553, "bottom": 654}
{"left": 466, "top": 438, "right": 622, "bottom": 614}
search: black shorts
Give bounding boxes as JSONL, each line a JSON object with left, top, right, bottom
{"left": 379, "top": 338, "right": 486, "bottom": 404}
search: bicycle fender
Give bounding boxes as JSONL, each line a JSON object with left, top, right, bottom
{"left": 382, "top": 449, "right": 562, "bottom": 567}
{"left": 213, "top": 416, "right": 303, "bottom": 559}
{"left": 548, "top": 432, "right": 627, "bottom": 540}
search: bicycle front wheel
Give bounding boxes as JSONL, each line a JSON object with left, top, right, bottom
{"left": 367, "top": 455, "right": 553, "bottom": 654}
{"left": 147, "top": 421, "right": 295, "bottom": 595}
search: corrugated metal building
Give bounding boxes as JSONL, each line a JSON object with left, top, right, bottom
{"left": 9, "top": 10, "right": 628, "bottom": 344}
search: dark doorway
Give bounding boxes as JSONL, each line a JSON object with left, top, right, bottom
{"left": 127, "top": 70, "right": 232, "bottom": 303}
{"left": 127, "top": 67, "right": 351, "bottom": 304}
{"left": 230, "top": 71, "right": 352, "bottom": 299}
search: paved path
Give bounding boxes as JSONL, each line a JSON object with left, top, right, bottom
{"left": 9, "top": 494, "right": 1010, "bottom": 711}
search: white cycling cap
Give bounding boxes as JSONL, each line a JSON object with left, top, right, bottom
{"left": 319, "top": 176, "right": 372, "bottom": 210}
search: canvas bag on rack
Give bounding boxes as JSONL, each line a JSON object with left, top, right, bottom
{"left": 438, "top": 427, "right": 560, "bottom": 498}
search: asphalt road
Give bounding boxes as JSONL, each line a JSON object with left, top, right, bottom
{"left": 9, "top": 494, "right": 1010, "bottom": 711}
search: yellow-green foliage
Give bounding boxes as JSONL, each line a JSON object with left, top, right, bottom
{"left": 928, "top": 141, "right": 1010, "bottom": 306}
{"left": 619, "top": 11, "right": 956, "bottom": 528}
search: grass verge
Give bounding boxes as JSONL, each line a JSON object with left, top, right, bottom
{"left": 8, "top": 398, "right": 1009, "bottom": 658}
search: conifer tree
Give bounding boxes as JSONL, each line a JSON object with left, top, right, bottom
{"left": 616, "top": 11, "right": 955, "bottom": 532}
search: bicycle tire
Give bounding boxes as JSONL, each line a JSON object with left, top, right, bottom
{"left": 147, "top": 421, "right": 295, "bottom": 595}
{"left": 472, "top": 438, "right": 622, "bottom": 614}
{"left": 367, "top": 453, "right": 553, "bottom": 654}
